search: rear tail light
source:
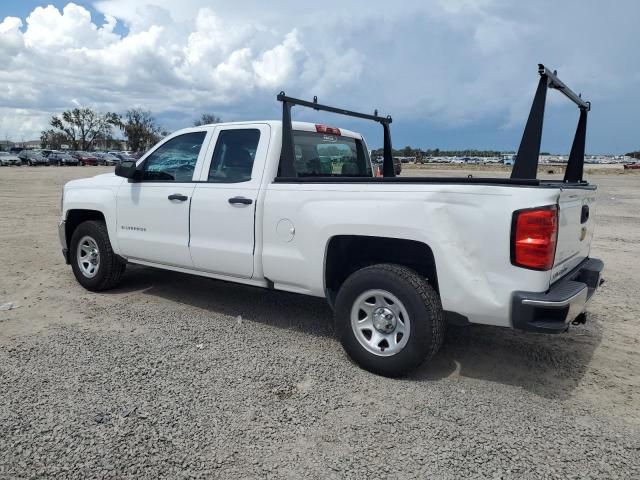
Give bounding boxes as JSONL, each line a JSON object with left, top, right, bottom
{"left": 511, "top": 205, "right": 558, "bottom": 270}
{"left": 315, "top": 124, "right": 341, "bottom": 135}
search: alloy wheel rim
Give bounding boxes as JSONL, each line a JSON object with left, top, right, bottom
{"left": 77, "top": 235, "right": 100, "bottom": 278}
{"left": 350, "top": 289, "right": 410, "bottom": 356}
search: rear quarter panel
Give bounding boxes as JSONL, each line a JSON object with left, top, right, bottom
{"left": 262, "top": 182, "right": 562, "bottom": 327}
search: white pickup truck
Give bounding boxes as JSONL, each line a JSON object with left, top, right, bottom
{"left": 59, "top": 65, "right": 603, "bottom": 376}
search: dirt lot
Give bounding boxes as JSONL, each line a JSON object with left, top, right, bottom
{"left": 1, "top": 165, "right": 639, "bottom": 479}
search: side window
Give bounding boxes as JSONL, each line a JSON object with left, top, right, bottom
{"left": 208, "top": 129, "right": 261, "bottom": 183}
{"left": 142, "top": 132, "right": 206, "bottom": 182}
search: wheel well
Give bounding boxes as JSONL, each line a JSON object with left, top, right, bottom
{"left": 325, "top": 236, "right": 439, "bottom": 294}
{"left": 64, "top": 210, "right": 106, "bottom": 250}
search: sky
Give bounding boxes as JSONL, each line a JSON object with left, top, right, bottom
{"left": 0, "top": 0, "right": 638, "bottom": 154}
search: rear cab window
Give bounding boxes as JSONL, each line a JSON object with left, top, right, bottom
{"left": 292, "top": 131, "right": 372, "bottom": 177}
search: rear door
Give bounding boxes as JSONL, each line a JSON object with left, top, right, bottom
{"left": 189, "top": 124, "right": 270, "bottom": 278}
{"left": 551, "top": 188, "right": 597, "bottom": 282}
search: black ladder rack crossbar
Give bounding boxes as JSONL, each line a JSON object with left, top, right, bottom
{"left": 277, "top": 92, "right": 395, "bottom": 178}
{"left": 540, "top": 65, "right": 590, "bottom": 111}
{"left": 511, "top": 64, "right": 591, "bottom": 183}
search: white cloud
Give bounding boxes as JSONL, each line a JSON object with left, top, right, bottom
{"left": 23, "top": 3, "right": 119, "bottom": 50}
{"left": 0, "top": 16, "right": 24, "bottom": 61}
{"left": 0, "top": 0, "right": 638, "bottom": 152}
{"left": 253, "top": 30, "right": 304, "bottom": 89}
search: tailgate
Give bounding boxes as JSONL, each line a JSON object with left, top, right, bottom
{"left": 551, "top": 188, "right": 597, "bottom": 282}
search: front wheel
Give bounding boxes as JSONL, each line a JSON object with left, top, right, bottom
{"left": 334, "top": 263, "right": 444, "bottom": 377}
{"left": 70, "top": 220, "right": 126, "bottom": 291}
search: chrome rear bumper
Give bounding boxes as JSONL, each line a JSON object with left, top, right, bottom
{"left": 511, "top": 258, "right": 603, "bottom": 333}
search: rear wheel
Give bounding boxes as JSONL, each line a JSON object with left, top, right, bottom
{"left": 334, "top": 263, "right": 444, "bottom": 377}
{"left": 70, "top": 220, "right": 126, "bottom": 291}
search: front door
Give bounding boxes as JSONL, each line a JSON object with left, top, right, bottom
{"left": 116, "top": 130, "right": 211, "bottom": 267}
{"left": 189, "top": 124, "right": 270, "bottom": 278}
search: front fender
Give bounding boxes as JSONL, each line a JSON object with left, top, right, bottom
{"left": 63, "top": 186, "right": 120, "bottom": 254}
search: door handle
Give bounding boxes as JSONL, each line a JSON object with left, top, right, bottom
{"left": 228, "top": 196, "right": 253, "bottom": 205}
{"left": 168, "top": 193, "right": 189, "bottom": 201}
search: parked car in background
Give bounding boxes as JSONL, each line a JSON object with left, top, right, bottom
{"left": 95, "top": 153, "right": 121, "bottom": 166}
{"left": 18, "top": 150, "right": 49, "bottom": 166}
{"left": 40, "top": 150, "right": 55, "bottom": 158}
{"left": 70, "top": 151, "right": 99, "bottom": 166}
{"left": 109, "top": 151, "right": 135, "bottom": 162}
{"left": 49, "top": 152, "right": 80, "bottom": 166}
{"left": 0, "top": 151, "right": 22, "bottom": 166}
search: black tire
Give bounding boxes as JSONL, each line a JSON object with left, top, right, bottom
{"left": 334, "top": 263, "right": 444, "bottom": 377}
{"left": 70, "top": 220, "right": 126, "bottom": 291}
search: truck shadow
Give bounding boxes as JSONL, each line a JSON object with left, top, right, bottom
{"left": 108, "top": 265, "right": 335, "bottom": 338}
{"left": 410, "top": 321, "right": 603, "bottom": 400}
{"left": 109, "top": 265, "right": 602, "bottom": 400}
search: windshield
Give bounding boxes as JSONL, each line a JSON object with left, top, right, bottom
{"left": 292, "top": 131, "right": 372, "bottom": 177}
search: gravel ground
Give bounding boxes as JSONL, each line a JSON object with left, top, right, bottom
{"left": 1, "top": 166, "right": 639, "bottom": 479}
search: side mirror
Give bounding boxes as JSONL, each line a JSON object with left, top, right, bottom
{"left": 115, "top": 160, "right": 138, "bottom": 179}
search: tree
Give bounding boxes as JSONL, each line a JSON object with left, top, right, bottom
{"left": 194, "top": 113, "right": 222, "bottom": 126}
{"left": 49, "top": 108, "right": 120, "bottom": 150}
{"left": 402, "top": 146, "right": 414, "bottom": 157}
{"left": 121, "top": 109, "right": 163, "bottom": 152}
{"left": 40, "top": 129, "right": 70, "bottom": 149}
